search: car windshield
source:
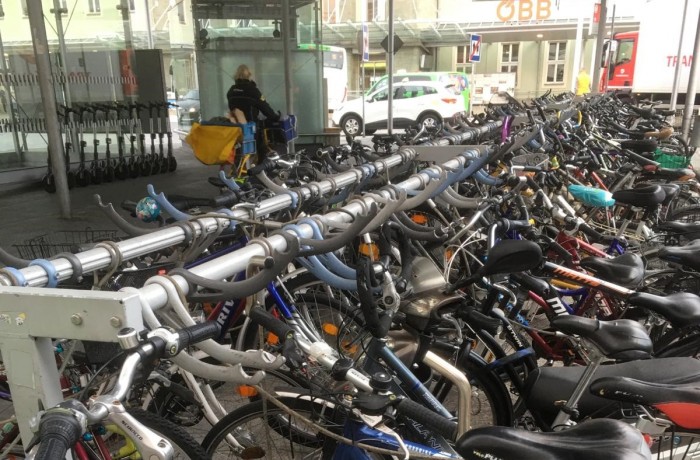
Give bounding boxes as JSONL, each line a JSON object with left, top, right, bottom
{"left": 183, "top": 90, "right": 199, "bottom": 100}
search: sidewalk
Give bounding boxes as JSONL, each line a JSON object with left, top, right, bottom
{"left": 0, "top": 145, "right": 220, "bottom": 254}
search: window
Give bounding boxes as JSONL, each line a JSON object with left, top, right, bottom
{"left": 500, "top": 43, "right": 519, "bottom": 85}
{"left": 546, "top": 41, "right": 567, "bottom": 84}
{"left": 20, "top": 0, "right": 27, "bottom": 17}
{"left": 456, "top": 45, "right": 469, "bottom": 73}
{"left": 87, "top": 0, "right": 101, "bottom": 14}
{"left": 367, "top": 0, "right": 385, "bottom": 21}
{"left": 128, "top": 0, "right": 135, "bottom": 11}
{"left": 615, "top": 39, "right": 634, "bottom": 65}
{"left": 177, "top": 0, "right": 186, "bottom": 24}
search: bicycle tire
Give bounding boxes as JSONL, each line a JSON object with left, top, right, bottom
{"left": 128, "top": 408, "right": 211, "bottom": 459}
{"left": 202, "top": 395, "right": 343, "bottom": 459}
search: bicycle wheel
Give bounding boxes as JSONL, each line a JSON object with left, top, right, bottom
{"left": 96, "top": 408, "right": 209, "bottom": 459}
{"left": 203, "top": 395, "right": 343, "bottom": 459}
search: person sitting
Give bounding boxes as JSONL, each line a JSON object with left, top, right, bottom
{"left": 226, "top": 64, "right": 281, "bottom": 162}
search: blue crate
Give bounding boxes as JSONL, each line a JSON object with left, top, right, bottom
{"left": 265, "top": 115, "right": 297, "bottom": 142}
{"left": 237, "top": 122, "right": 257, "bottom": 155}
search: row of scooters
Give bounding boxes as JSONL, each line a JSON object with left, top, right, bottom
{"left": 42, "top": 101, "right": 178, "bottom": 193}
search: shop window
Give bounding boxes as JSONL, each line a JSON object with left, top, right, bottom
{"left": 546, "top": 41, "right": 566, "bottom": 84}
{"left": 500, "top": 43, "right": 519, "bottom": 85}
{"left": 456, "top": 45, "right": 469, "bottom": 73}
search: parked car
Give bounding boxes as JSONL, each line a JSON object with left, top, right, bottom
{"left": 367, "top": 71, "right": 471, "bottom": 113}
{"left": 331, "top": 81, "right": 464, "bottom": 136}
{"left": 178, "top": 89, "right": 200, "bottom": 125}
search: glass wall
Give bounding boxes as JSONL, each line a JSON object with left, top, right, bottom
{"left": 0, "top": 0, "right": 195, "bottom": 180}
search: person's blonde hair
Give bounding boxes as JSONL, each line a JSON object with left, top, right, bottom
{"left": 235, "top": 64, "right": 252, "bottom": 81}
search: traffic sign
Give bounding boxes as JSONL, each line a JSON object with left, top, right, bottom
{"left": 380, "top": 34, "right": 403, "bottom": 55}
{"left": 469, "top": 34, "right": 482, "bottom": 62}
{"left": 362, "top": 23, "right": 369, "bottom": 62}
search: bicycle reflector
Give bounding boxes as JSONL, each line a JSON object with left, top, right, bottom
{"left": 359, "top": 242, "right": 379, "bottom": 260}
{"left": 236, "top": 385, "right": 258, "bottom": 397}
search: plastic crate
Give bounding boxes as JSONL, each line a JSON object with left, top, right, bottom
{"left": 265, "top": 115, "right": 297, "bottom": 143}
{"left": 237, "top": 122, "right": 257, "bottom": 155}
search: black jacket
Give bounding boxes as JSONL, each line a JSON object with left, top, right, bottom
{"left": 226, "top": 79, "right": 279, "bottom": 122}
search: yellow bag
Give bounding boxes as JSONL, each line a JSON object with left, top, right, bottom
{"left": 185, "top": 122, "right": 243, "bottom": 165}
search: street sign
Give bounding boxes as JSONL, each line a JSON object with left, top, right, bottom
{"left": 469, "top": 34, "right": 482, "bottom": 62}
{"left": 380, "top": 34, "right": 403, "bottom": 55}
{"left": 362, "top": 23, "right": 369, "bottom": 62}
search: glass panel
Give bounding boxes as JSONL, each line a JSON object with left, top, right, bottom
{"left": 501, "top": 45, "right": 509, "bottom": 62}
{"left": 616, "top": 39, "right": 634, "bottom": 64}
{"left": 512, "top": 43, "right": 519, "bottom": 59}
{"left": 556, "top": 64, "right": 564, "bottom": 82}
{"left": 501, "top": 65, "right": 509, "bottom": 73}
{"left": 557, "top": 42, "right": 566, "bottom": 60}
{"left": 548, "top": 43, "right": 556, "bottom": 60}
{"left": 457, "top": 46, "right": 465, "bottom": 64}
{"left": 547, "top": 64, "right": 555, "bottom": 82}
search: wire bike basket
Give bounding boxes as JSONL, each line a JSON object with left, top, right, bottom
{"left": 12, "top": 228, "right": 122, "bottom": 259}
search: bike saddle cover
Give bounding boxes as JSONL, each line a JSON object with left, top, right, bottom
{"left": 656, "top": 221, "right": 700, "bottom": 241}
{"left": 568, "top": 184, "right": 615, "bottom": 208}
{"left": 579, "top": 252, "right": 645, "bottom": 288}
{"left": 658, "top": 240, "right": 700, "bottom": 270}
{"left": 551, "top": 316, "right": 652, "bottom": 361}
{"left": 612, "top": 185, "right": 665, "bottom": 208}
{"left": 591, "top": 377, "right": 700, "bottom": 430}
{"left": 455, "top": 418, "right": 651, "bottom": 460}
{"left": 628, "top": 291, "right": 700, "bottom": 328}
{"left": 525, "top": 357, "right": 700, "bottom": 425}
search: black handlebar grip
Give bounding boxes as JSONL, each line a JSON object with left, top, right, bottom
{"left": 34, "top": 411, "right": 84, "bottom": 460}
{"left": 395, "top": 398, "right": 458, "bottom": 441}
{"left": 578, "top": 221, "right": 605, "bottom": 243}
{"left": 248, "top": 306, "right": 294, "bottom": 340}
{"left": 211, "top": 191, "right": 240, "bottom": 209}
{"left": 176, "top": 321, "right": 221, "bottom": 350}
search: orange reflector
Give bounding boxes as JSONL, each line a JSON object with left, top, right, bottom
{"left": 236, "top": 385, "right": 258, "bottom": 397}
{"left": 359, "top": 243, "right": 379, "bottom": 260}
{"left": 322, "top": 323, "right": 339, "bottom": 336}
{"left": 342, "top": 342, "right": 359, "bottom": 354}
{"left": 409, "top": 213, "right": 429, "bottom": 225}
{"left": 445, "top": 248, "right": 453, "bottom": 261}
{"left": 266, "top": 332, "right": 279, "bottom": 345}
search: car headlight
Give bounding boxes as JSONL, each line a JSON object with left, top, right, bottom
{"left": 189, "top": 107, "right": 196, "bottom": 112}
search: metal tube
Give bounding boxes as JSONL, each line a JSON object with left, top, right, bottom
{"left": 386, "top": 0, "right": 394, "bottom": 134}
{"left": 282, "top": 0, "right": 295, "bottom": 151}
{"left": 604, "top": 4, "right": 615, "bottom": 92}
{"left": 670, "top": 0, "right": 690, "bottom": 112}
{"left": 52, "top": 0, "right": 80, "bottom": 160}
{"left": 682, "top": 9, "right": 700, "bottom": 140}
{"left": 423, "top": 351, "right": 471, "bottom": 437}
{"left": 143, "top": 0, "right": 154, "bottom": 49}
{"left": 590, "top": 0, "right": 607, "bottom": 94}
{"left": 1, "top": 148, "right": 425, "bottom": 287}
{"left": 570, "top": 14, "right": 584, "bottom": 93}
{"left": 27, "top": 0, "right": 71, "bottom": 218}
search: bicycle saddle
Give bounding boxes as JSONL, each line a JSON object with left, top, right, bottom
{"left": 612, "top": 185, "right": 666, "bottom": 208}
{"left": 657, "top": 183, "right": 680, "bottom": 205}
{"left": 455, "top": 419, "right": 651, "bottom": 460}
{"left": 656, "top": 221, "right": 700, "bottom": 241}
{"left": 551, "top": 316, "right": 652, "bottom": 361}
{"left": 650, "top": 167, "right": 695, "bottom": 181}
{"left": 579, "top": 252, "right": 645, "bottom": 288}
{"left": 591, "top": 377, "right": 700, "bottom": 430}
{"left": 658, "top": 240, "right": 700, "bottom": 270}
{"left": 628, "top": 291, "right": 700, "bottom": 328}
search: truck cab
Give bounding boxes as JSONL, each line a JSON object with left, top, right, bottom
{"left": 601, "top": 31, "right": 638, "bottom": 91}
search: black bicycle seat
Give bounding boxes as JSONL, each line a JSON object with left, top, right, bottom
{"left": 658, "top": 183, "right": 680, "bottom": 205}
{"left": 657, "top": 221, "right": 700, "bottom": 241}
{"left": 658, "top": 240, "right": 700, "bottom": 270}
{"left": 579, "top": 252, "right": 645, "bottom": 288}
{"left": 551, "top": 316, "right": 652, "bottom": 361}
{"left": 628, "top": 291, "right": 700, "bottom": 328}
{"left": 455, "top": 418, "right": 651, "bottom": 460}
{"left": 612, "top": 185, "right": 665, "bottom": 208}
{"left": 591, "top": 376, "right": 700, "bottom": 408}
{"left": 652, "top": 167, "right": 695, "bottom": 181}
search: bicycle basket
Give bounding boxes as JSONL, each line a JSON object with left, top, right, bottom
{"left": 12, "top": 228, "right": 122, "bottom": 259}
{"left": 653, "top": 149, "right": 691, "bottom": 169}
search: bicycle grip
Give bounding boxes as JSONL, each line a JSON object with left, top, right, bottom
{"left": 248, "top": 306, "right": 294, "bottom": 340}
{"left": 578, "top": 221, "right": 605, "bottom": 243}
{"left": 176, "top": 321, "right": 221, "bottom": 350}
{"left": 463, "top": 306, "right": 502, "bottom": 336}
{"left": 34, "top": 411, "right": 84, "bottom": 460}
{"left": 395, "top": 398, "right": 457, "bottom": 442}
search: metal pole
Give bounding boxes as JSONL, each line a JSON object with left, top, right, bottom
{"left": 590, "top": 0, "right": 607, "bottom": 94}
{"left": 671, "top": 0, "right": 690, "bottom": 112}
{"left": 571, "top": 13, "right": 584, "bottom": 93}
{"left": 0, "top": 30, "right": 22, "bottom": 160}
{"left": 386, "top": 0, "right": 394, "bottom": 135}
{"left": 314, "top": 0, "right": 324, "bottom": 128}
{"left": 143, "top": 0, "right": 154, "bottom": 49}
{"left": 27, "top": 0, "right": 71, "bottom": 218}
{"left": 362, "top": 61, "right": 366, "bottom": 136}
{"left": 681, "top": 9, "right": 700, "bottom": 140}
{"left": 52, "top": 0, "right": 79, "bottom": 161}
{"left": 604, "top": 4, "right": 615, "bottom": 92}
{"left": 118, "top": 0, "right": 134, "bottom": 49}
{"left": 282, "top": 0, "right": 294, "bottom": 151}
